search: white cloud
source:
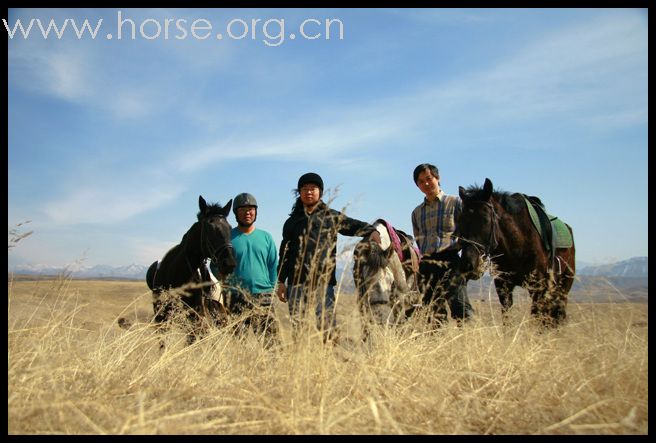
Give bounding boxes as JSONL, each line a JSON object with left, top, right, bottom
{"left": 43, "top": 185, "right": 184, "bottom": 225}
{"left": 7, "top": 8, "right": 234, "bottom": 120}
{"left": 171, "top": 107, "right": 415, "bottom": 173}
{"left": 9, "top": 43, "right": 92, "bottom": 101}
{"left": 169, "top": 12, "right": 646, "bottom": 172}
{"left": 9, "top": 8, "right": 646, "bottom": 258}
{"left": 445, "top": 13, "right": 647, "bottom": 122}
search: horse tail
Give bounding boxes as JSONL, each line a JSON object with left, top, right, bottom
{"left": 146, "top": 261, "right": 159, "bottom": 290}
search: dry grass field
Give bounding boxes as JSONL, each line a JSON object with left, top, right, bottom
{"left": 8, "top": 275, "right": 648, "bottom": 435}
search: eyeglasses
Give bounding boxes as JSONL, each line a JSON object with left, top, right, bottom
{"left": 300, "top": 185, "right": 319, "bottom": 193}
{"left": 237, "top": 206, "right": 256, "bottom": 213}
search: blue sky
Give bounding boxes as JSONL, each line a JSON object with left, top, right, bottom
{"left": 7, "top": 8, "right": 647, "bottom": 270}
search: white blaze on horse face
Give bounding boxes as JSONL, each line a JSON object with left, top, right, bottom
{"left": 381, "top": 267, "right": 394, "bottom": 291}
{"left": 361, "top": 263, "right": 394, "bottom": 303}
{"left": 375, "top": 223, "right": 392, "bottom": 251}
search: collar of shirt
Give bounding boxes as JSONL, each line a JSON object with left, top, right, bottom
{"left": 423, "top": 189, "right": 445, "bottom": 206}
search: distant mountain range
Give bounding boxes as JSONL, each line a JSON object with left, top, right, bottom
{"left": 576, "top": 256, "right": 647, "bottom": 278}
{"left": 463, "top": 256, "right": 648, "bottom": 303}
{"left": 8, "top": 256, "right": 648, "bottom": 283}
{"left": 9, "top": 263, "right": 148, "bottom": 280}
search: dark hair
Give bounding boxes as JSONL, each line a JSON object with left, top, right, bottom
{"left": 413, "top": 163, "right": 439, "bottom": 184}
{"left": 289, "top": 196, "right": 303, "bottom": 216}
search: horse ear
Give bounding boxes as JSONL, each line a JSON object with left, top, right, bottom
{"left": 458, "top": 186, "right": 467, "bottom": 200}
{"left": 482, "top": 178, "right": 493, "bottom": 201}
{"left": 222, "top": 199, "right": 233, "bottom": 217}
{"left": 199, "top": 195, "right": 207, "bottom": 212}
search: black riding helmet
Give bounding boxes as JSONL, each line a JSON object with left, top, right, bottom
{"left": 297, "top": 172, "right": 324, "bottom": 196}
{"left": 233, "top": 192, "right": 258, "bottom": 215}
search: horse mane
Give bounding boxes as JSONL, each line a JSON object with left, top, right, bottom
{"left": 463, "top": 184, "right": 525, "bottom": 215}
{"left": 197, "top": 201, "right": 227, "bottom": 220}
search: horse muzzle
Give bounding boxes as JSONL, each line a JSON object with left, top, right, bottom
{"left": 214, "top": 250, "right": 236, "bottom": 278}
{"left": 460, "top": 256, "right": 484, "bottom": 280}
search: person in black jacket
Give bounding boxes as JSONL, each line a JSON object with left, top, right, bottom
{"left": 276, "top": 172, "right": 380, "bottom": 341}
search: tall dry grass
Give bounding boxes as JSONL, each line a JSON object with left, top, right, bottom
{"left": 7, "top": 273, "right": 647, "bottom": 435}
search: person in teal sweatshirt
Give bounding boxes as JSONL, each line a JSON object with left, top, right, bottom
{"left": 212, "top": 192, "right": 281, "bottom": 346}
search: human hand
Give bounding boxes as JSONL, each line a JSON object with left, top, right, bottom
{"left": 368, "top": 230, "right": 382, "bottom": 245}
{"left": 276, "top": 282, "right": 287, "bottom": 303}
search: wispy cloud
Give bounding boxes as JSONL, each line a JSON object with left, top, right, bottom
{"left": 171, "top": 110, "right": 414, "bottom": 173}
{"left": 9, "top": 42, "right": 93, "bottom": 101}
{"left": 43, "top": 184, "right": 185, "bottom": 225}
{"left": 170, "top": 12, "right": 646, "bottom": 173}
{"left": 10, "top": 9, "right": 646, "bottom": 233}
{"left": 469, "top": 13, "right": 647, "bottom": 119}
{"left": 7, "top": 9, "right": 234, "bottom": 120}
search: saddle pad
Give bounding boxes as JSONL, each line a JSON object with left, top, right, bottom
{"left": 377, "top": 219, "right": 404, "bottom": 262}
{"left": 551, "top": 218, "right": 573, "bottom": 249}
{"left": 524, "top": 198, "right": 573, "bottom": 249}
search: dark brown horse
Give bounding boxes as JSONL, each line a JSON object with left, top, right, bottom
{"left": 457, "top": 179, "right": 575, "bottom": 326}
{"left": 146, "top": 196, "right": 236, "bottom": 339}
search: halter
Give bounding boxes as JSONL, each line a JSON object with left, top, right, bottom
{"left": 458, "top": 201, "right": 500, "bottom": 259}
{"left": 200, "top": 215, "right": 234, "bottom": 268}
{"left": 179, "top": 216, "right": 233, "bottom": 279}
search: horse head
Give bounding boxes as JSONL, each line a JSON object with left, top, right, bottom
{"left": 353, "top": 222, "right": 394, "bottom": 304}
{"left": 198, "top": 195, "right": 236, "bottom": 278}
{"left": 457, "top": 178, "right": 499, "bottom": 280}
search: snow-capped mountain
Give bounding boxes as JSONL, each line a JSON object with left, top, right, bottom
{"left": 577, "top": 256, "right": 648, "bottom": 278}
{"left": 9, "top": 256, "right": 648, "bottom": 282}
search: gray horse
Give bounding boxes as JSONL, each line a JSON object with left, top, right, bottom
{"left": 353, "top": 219, "right": 421, "bottom": 338}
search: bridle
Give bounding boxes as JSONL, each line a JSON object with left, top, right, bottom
{"left": 457, "top": 201, "right": 500, "bottom": 259}
{"left": 180, "top": 216, "right": 233, "bottom": 279}
{"left": 200, "top": 215, "right": 234, "bottom": 269}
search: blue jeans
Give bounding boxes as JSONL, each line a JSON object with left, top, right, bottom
{"left": 286, "top": 284, "right": 337, "bottom": 339}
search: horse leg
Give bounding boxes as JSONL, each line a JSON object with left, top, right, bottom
{"left": 545, "top": 275, "right": 571, "bottom": 326}
{"left": 547, "top": 287, "right": 568, "bottom": 326}
{"left": 494, "top": 279, "right": 514, "bottom": 325}
{"left": 206, "top": 299, "right": 229, "bottom": 328}
{"left": 152, "top": 289, "right": 171, "bottom": 324}
{"left": 533, "top": 274, "right": 569, "bottom": 328}
{"left": 548, "top": 256, "right": 574, "bottom": 326}
{"left": 529, "top": 289, "right": 559, "bottom": 328}
{"left": 151, "top": 294, "right": 171, "bottom": 350}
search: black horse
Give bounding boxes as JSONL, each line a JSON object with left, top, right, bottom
{"left": 457, "top": 179, "right": 575, "bottom": 327}
{"left": 353, "top": 219, "right": 421, "bottom": 335}
{"left": 146, "top": 196, "right": 237, "bottom": 338}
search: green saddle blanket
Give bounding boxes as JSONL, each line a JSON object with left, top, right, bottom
{"left": 524, "top": 197, "right": 573, "bottom": 249}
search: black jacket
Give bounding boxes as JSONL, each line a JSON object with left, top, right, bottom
{"left": 278, "top": 201, "right": 375, "bottom": 288}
